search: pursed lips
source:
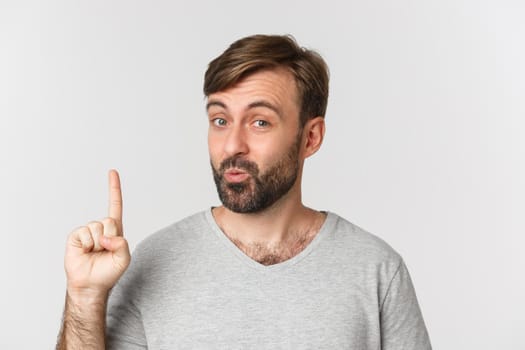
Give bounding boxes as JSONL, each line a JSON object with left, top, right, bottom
{"left": 223, "top": 168, "right": 250, "bottom": 182}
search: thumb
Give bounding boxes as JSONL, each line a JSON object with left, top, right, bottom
{"left": 99, "top": 235, "right": 131, "bottom": 269}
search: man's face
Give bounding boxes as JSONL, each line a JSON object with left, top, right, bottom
{"left": 207, "top": 68, "right": 303, "bottom": 213}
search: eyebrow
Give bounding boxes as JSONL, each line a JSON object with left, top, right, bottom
{"left": 206, "top": 100, "right": 227, "bottom": 111}
{"left": 248, "top": 100, "right": 282, "bottom": 118}
{"left": 206, "top": 99, "right": 282, "bottom": 118}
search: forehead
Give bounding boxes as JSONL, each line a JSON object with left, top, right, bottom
{"left": 207, "top": 67, "right": 300, "bottom": 112}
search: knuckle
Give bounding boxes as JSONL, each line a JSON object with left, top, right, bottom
{"left": 68, "top": 226, "right": 93, "bottom": 248}
{"left": 87, "top": 220, "right": 103, "bottom": 229}
{"left": 110, "top": 197, "right": 122, "bottom": 206}
{"left": 70, "top": 226, "right": 89, "bottom": 237}
{"left": 102, "top": 217, "right": 116, "bottom": 226}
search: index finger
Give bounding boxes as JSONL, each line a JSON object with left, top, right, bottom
{"left": 108, "top": 169, "right": 123, "bottom": 225}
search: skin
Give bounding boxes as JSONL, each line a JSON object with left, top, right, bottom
{"left": 207, "top": 67, "right": 326, "bottom": 258}
{"left": 56, "top": 170, "right": 130, "bottom": 349}
{"left": 57, "top": 67, "right": 326, "bottom": 348}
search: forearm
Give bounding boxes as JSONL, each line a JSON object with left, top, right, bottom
{"left": 57, "top": 289, "right": 108, "bottom": 350}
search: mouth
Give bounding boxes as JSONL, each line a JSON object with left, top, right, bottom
{"left": 223, "top": 168, "right": 250, "bottom": 183}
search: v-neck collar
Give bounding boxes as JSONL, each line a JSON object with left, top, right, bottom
{"left": 204, "top": 208, "right": 337, "bottom": 273}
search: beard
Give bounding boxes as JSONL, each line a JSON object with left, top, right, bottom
{"left": 211, "top": 137, "right": 301, "bottom": 213}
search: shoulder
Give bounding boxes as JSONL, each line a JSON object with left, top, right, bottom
{"left": 116, "top": 210, "right": 212, "bottom": 288}
{"left": 321, "top": 212, "right": 407, "bottom": 300}
{"left": 131, "top": 210, "right": 211, "bottom": 260}
{"left": 109, "top": 210, "right": 215, "bottom": 306}
{"left": 325, "top": 212, "right": 403, "bottom": 267}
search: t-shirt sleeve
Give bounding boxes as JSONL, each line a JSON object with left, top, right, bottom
{"left": 105, "top": 255, "right": 148, "bottom": 349}
{"left": 379, "top": 260, "right": 432, "bottom": 350}
{"left": 105, "top": 292, "right": 147, "bottom": 349}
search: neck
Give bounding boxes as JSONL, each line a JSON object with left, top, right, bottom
{"left": 211, "top": 184, "right": 324, "bottom": 246}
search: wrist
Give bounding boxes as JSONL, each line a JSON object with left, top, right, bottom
{"left": 59, "top": 287, "right": 108, "bottom": 349}
{"left": 66, "top": 286, "right": 109, "bottom": 308}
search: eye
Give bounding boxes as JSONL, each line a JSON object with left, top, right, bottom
{"left": 212, "top": 118, "right": 227, "bottom": 127}
{"left": 253, "top": 120, "right": 269, "bottom": 128}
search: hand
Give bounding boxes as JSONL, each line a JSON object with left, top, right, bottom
{"left": 64, "top": 169, "right": 131, "bottom": 298}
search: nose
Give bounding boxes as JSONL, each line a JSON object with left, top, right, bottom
{"left": 223, "top": 124, "right": 249, "bottom": 157}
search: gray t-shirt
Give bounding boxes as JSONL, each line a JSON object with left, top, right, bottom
{"left": 106, "top": 210, "right": 431, "bottom": 349}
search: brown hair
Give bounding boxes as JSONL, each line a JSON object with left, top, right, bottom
{"left": 204, "top": 34, "right": 329, "bottom": 126}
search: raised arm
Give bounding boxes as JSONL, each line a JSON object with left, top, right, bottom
{"left": 57, "top": 170, "right": 131, "bottom": 350}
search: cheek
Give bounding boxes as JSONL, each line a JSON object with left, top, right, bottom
{"left": 208, "top": 133, "right": 221, "bottom": 154}
{"left": 252, "top": 147, "right": 284, "bottom": 171}
{"left": 256, "top": 134, "right": 291, "bottom": 156}
{"left": 208, "top": 144, "right": 220, "bottom": 170}
{"left": 209, "top": 152, "right": 221, "bottom": 171}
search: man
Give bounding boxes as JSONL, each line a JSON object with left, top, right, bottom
{"left": 57, "top": 34, "right": 432, "bottom": 349}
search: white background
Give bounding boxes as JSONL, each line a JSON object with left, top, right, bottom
{"left": 1, "top": 0, "right": 524, "bottom": 348}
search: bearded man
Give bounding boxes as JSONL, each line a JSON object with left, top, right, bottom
{"left": 57, "top": 34, "right": 432, "bottom": 349}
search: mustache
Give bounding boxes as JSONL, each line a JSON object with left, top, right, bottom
{"left": 219, "top": 156, "right": 259, "bottom": 175}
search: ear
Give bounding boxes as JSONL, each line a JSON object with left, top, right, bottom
{"left": 301, "top": 116, "right": 325, "bottom": 159}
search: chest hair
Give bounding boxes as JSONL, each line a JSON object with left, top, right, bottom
{"left": 230, "top": 228, "right": 319, "bottom": 266}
